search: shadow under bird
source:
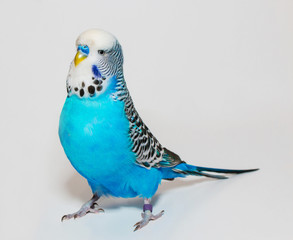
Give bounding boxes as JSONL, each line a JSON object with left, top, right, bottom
{"left": 59, "top": 29, "right": 258, "bottom": 231}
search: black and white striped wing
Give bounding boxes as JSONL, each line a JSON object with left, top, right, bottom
{"left": 114, "top": 74, "right": 183, "bottom": 169}
{"left": 125, "top": 97, "right": 183, "bottom": 169}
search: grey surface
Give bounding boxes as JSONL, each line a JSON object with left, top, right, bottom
{"left": 0, "top": 0, "right": 292, "bottom": 239}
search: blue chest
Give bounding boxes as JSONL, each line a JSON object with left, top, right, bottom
{"left": 59, "top": 79, "right": 164, "bottom": 198}
{"left": 59, "top": 93, "right": 137, "bottom": 182}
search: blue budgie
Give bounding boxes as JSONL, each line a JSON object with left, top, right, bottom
{"left": 59, "top": 29, "right": 258, "bottom": 231}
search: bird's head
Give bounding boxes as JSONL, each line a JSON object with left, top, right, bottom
{"left": 66, "top": 29, "right": 124, "bottom": 98}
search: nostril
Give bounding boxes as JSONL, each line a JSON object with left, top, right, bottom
{"left": 80, "top": 45, "right": 89, "bottom": 55}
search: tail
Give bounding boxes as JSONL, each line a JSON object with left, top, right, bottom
{"left": 172, "top": 163, "right": 259, "bottom": 179}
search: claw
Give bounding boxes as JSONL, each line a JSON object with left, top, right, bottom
{"left": 61, "top": 194, "right": 102, "bottom": 222}
{"left": 133, "top": 210, "right": 164, "bottom": 231}
{"left": 134, "top": 225, "right": 140, "bottom": 232}
{"left": 92, "top": 203, "right": 98, "bottom": 209}
{"left": 98, "top": 208, "right": 105, "bottom": 213}
{"left": 133, "top": 222, "right": 140, "bottom": 227}
{"left": 61, "top": 215, "right": 67, "bottom": 222}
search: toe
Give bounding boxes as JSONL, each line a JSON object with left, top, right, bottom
{"left": 133, "top": 218, "right": 149, "bottom": 231}
{"left": 88, "top": 207, "right": 104, "bottom": 214}
{"left": 133, "top": 210, "right": 164, "bottom": 231}
{"left": 151, "top": 210, "right": 164, "bottom": 220}
{"left": 133, "top": 221, "right": 141, "bottom": 227}
{"left": 133, "top": 222, "right": 145, "bottom": 232}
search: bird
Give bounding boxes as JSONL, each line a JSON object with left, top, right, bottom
{"left": 59, "top": 29, "right": 258, "bottom": 231}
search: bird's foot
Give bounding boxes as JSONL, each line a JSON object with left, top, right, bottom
{"left": 61, "top": 195, "right": 104, "bottom": 221}
{"left": 133, "top": 209, "right": 164, "bottom": 231}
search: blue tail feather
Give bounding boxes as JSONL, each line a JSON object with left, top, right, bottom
{"left": 161, "top": 163, "right": 258, "bottom": 180}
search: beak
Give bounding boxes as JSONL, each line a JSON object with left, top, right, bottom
{"left": 74, "top": 50, "right": 87, "bottom": 66}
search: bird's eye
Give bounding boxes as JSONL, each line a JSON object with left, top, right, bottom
{"left": 98, "top": 50, "right": 105, "bottom": 55}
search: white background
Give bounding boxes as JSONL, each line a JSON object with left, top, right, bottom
{"left": 0, "top": 0, "right": 292, "bottom": 239}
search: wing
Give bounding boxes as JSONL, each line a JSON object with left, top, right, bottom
{"left": 114, "top": 76, "right": 183, "bottom": 169}
{"left": 123, "top": 94, "right": 183, "bottom": 169}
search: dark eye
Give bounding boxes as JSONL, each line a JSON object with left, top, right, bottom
{"left": 98, "top": 50, "right": 105, "bottom": 55}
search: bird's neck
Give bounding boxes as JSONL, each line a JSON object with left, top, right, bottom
{"left": 66, "top": 63, "right": 128, "bottom": 100}
{"left": 114, "top": 70, "right": 129, "bottom": 99}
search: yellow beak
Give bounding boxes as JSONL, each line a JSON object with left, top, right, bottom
{"left": 74, "top": 50, "right": 87, "bottom": 66}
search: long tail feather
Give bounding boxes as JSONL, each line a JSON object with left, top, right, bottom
{"left": 172, "top": 163, "right": 259, "bottom": 180}
{"left": 195, "top": 166, "right": 259, "bottom": 174}
{"left": 173, "top": 168, "right": 228, "bottom": 179}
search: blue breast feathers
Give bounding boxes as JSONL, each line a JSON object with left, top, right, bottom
{"left": 59, "top": 76, "right": 163, "bottom": 198}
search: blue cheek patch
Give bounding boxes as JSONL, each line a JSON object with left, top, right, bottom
{"left": 78, "top": 45, "right": 90, "bottom": 55}
{"left": 92, "top": 65, "right": 102, "bottom": 79}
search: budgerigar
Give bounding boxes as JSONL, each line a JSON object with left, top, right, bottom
{"left": 59, "top": 29, "right": 258, "bottom": 231}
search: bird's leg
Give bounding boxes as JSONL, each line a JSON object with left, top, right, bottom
{"left": 133, "top": 198, "right": 164, "bottom": 231}
{"left": 61, "top": 193, "right": 104, "bottom": 221}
